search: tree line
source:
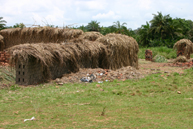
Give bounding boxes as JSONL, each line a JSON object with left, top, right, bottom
{"left": 1, "top": 12, "right": 193, "bottom": 48}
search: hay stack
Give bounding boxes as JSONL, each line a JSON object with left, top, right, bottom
{"left": 8, "top": 41, "right": 108, "bottom": 80}
{"left": 173, "top": 39, "right": 193, "bottom": 59}
{"left": 96, "top": 33, "right": 139, "bottom": 69}
{"left": 0, "top": 27, "right": 84, "bottom": 50}
{"left": 79, "top": 31, "right": 103, "bottom": 41}
{"left": 173, "top": 56, "right": 188, "bottom": 63}
{"left": 0, "top": 34, "right": 4, "bottom": 51}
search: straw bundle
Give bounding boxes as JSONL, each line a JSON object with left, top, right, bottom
{"left": 0, "top": 34, "right": 4, "bottom": 51}
{"left": 173, "top": 39, "right": 193, "bottom": 59}
{"left": 96, "top": 33, "right": 139, "bottom": 69}
{"left": 173, "top": 56, "right": 188, "bottom": 63}
{"left": 8, "top": 41, "right": 108, "bottom": 80}
{"left": 79, "top": 32, "right": 103, "bottom": 41}
{"left": 0, "top": 27, "right": 84, "bottom": 50}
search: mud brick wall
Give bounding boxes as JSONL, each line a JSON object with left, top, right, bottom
{"left": 16, "top": 60, "right": 44, "bottom": 85}
{"left": 145, "top": 50, "right": 153, "bottom": 61}
{"left": 16, "top": 59, "right": 73, "bottom": 85}
{"left": 0, "top": 51, "right": 10, "bottom": 65}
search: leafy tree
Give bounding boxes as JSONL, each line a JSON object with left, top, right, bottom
{"left": 138, "top": 22, "right": 151, "bottom": 46}
{"left": 150, "top": 12, "right": 173, "bottom": 40}
{"left": 77, "top": 25, "right": 88, "bottom": 32}
{"left": 112, "top": 21, "right": 129, "bottom": 34}
{"left": 13, "top": 23, "right": 26, "bottom": 28}
{"left": 0, "top": 17, "right": 7, "bottom": 30}
{"left": 86, "top": 20, "right": 100, "bottom": 32}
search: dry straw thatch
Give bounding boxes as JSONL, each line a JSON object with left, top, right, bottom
{"left": 79, "top": 31, "right": 103, "bottom": 41}
{"left": 173, "top": 39, "right": 193, "bottom": 58}
{"left": 8, "top": 41, "right": 108, "bottom": 80}
{"left": 0, "top": 27, "right": 84, "bottom": 50}
{"left": 0, "top": 34, "right": 4, "bottom": 51}
{"left": 96, "top": 33, "right": 139, "bottom": 69}
{"left": 173, "top": 56, "right": 188, "bottom": 63}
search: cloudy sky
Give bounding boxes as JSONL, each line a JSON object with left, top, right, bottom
{"left": 1, "top": 0, "right": 193, "bottom": 29}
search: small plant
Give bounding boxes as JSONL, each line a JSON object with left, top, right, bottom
{"left": 101, "top": 106, "right": 106, "bottom": 116}
{"left": 153, "top": 55, "right": 167, "bottom": 62}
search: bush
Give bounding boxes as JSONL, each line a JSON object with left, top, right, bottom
{"left": 153, "top": 55, "right": 167, "bottom": 63}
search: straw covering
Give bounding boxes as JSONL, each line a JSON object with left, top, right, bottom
{"left": 0, "top": 27, "right": 83, "bottom": 49}
{"left": 97, "top": 33, "right": 139, "bottom": 69}
{"left": 173, "top": 56, "right": 188, "bottom": 63}
{"left": 0, "top": 35, "right": 4, "bottom": 51}
{"left": 8, "top": 41, "right": 109, "bottom": 79}
{"left": 173, "top": 39, "right": 193, "bottom": 59}
{"left": 5, "top": 28, "right": 139, "bottom": 84}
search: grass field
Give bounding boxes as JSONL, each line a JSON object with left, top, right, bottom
{"left": 1, "top": 47, "right": 193, "bottom": 128}
{"left": 1, "top": 68, "right": 193, "bottom": 128}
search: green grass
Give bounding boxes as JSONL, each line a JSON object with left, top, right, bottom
{"left": 0, "top": 66, "right": 15, "bottom": 86}
{"left": 138, "top": 46, "right": 193, "bottom": 59}
{"left": 1, "top": 68, "right": 193, "bottom": 128}
{"left": 138, "top": 46, "right": 177, "bottom": 59}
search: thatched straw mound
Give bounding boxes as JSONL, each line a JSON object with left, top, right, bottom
{"left": 96, "top": 33, "right": 139, "bottom": 69}
{"left": 173, "top": 56, "right": 188, "bottom": 63}
{"left": 8, "top": 41, "right": 108, "bottom": 79}
{"left": 0, "top": 27, "right": 84, "bottom": 50}
{"left": 173, "top": 39, "right": 193, "bottom": 58}
{"left": 0, "top": 35, "right": 4, "bottom": 51}
{"left": 79, "top": 32, "right": 103, "bottom": 41}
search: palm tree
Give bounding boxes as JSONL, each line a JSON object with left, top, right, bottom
{"left": 0, "top": 17, "right": 7, "bottom": 30}
{"left": 150, "top": 12, "right": 172, "bottom": 40}
{"left": 87, "top": 20, "right": 100, "bottom": 32}
{"left": 113, "top": 21, "right": 128, "bottom": 34}
{"left": 138, "top": 22, "right": 152, "bottom": 46}
{"left": 167, "top": 19, "right": 183, "bottom": 39}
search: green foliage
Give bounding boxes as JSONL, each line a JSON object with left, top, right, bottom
{"left": 86, "top": 20, "right": 100, "bottom": 32}
{"left": 0, "top": 67, "right": 15, "bottom": 85}
{"left": 153, "top": 55, "right": 167, "bottom": 63}
{"left": 13, "top": 23, "right": 26, "bottom": 28}
{"left": 137, "top": 12, "right": 193, "bottom": 47}
{"left": 77, "top": 25, "right": 88, "bottom": 32}
{"left": 138, "top": 46, "right": 176, "bottom": 59}
{"left": 0, "top": 17, "right": 7, "bottom": 30}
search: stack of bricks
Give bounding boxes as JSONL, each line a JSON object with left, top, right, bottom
{"left": 145, "top": 49, "right": 153, "bottom": 61}
{"left": 177, "top": 47, "right": 190, "bottom": 59}
{"left": 0, "top": 51, "right": 10, "bottom": 66}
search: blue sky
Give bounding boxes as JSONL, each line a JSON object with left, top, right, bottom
{"left": 1, "top": 0, "right": 193, "bottom": 29}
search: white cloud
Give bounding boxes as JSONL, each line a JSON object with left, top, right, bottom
{"left": 0, "top": 0, "right": 193, "bottom": 29}
{"left": 92, "top": 11, "right": 121, "bottom": 20}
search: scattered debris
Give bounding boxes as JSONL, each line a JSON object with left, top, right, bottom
{"left": 54, "top": 66, "right": 144, "bottom": 84}
{"left": 163, "top": 60, "right": 193, "bottom": 67}
{"left": 24, "top": 116, "right": 35, "bottom": 122}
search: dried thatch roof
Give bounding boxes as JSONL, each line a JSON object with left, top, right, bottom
{"left": 173, "top": 39, "right": 193, "bottom": 55}
{"left": 0, "top": 34, "right": 4, "bottom": 51}
{"left": 96, "top": 33, "right": 139, "bottom": 69}
{"left": 0, "top": 27, "right": 84, "bottom": 49}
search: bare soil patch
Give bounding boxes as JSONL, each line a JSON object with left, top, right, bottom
{"left": 54, "top": 59, "right": 192, "bottom": 84}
